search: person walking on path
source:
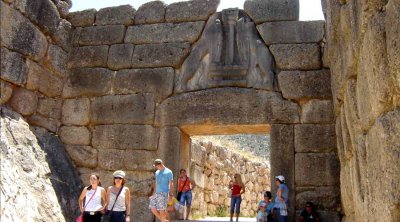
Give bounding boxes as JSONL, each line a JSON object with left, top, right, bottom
{"left": 229, "top": 173, "right": 246, "bottom": 222}
{"left": 78, "top": 174, "right": 106, "bottom": 222}
{"left": 149, "top": 159, "right": 174, "bottom": 222}
{"left": 106, "top": 170, "right": 131, "bottom": 222}
{"left": 177, "top": 168, "right": 196, "bottom": 220}
{"left": 274, "top": 175, "right": 289, "bottom": 222}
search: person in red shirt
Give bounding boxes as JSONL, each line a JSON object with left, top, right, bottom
{"left": 177, "top": 169, "right": 196, "bottom": 220}
{"left": 229, "top": 173, "right": 246, "bottom": 222}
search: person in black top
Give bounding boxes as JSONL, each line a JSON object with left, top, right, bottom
{"left": 299, "top": 202, "right": 320, "bottom": 222}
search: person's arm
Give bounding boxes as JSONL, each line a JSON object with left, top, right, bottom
{"left": 125, "top": 188, "right": 131, "bottom": 221}
{"left": 169, "top": 180, "right": 174, "bottom": 196}
{"left": 100, "top": 188, "right": 107, "bottom": 211}
{"left": 152, "top": 181, "right": 157, "bottom": 196}
{"left": 190, "top": 178, "right": 196, "bottom": 190}
{"left": 240, "top": 185, "right": 246, "bottom": 195}
{"left": 78, "top": 187, "right": 87, "bottom": 212}
{"left": 277, "top": 186, "right": 284, "bottom": 202}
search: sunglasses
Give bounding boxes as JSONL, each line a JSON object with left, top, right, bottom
{"left": 114, "top": 177, "right": 123, "bottom": 180}
{"left": 305, "top": 205, "right": 311, "bottom": 208}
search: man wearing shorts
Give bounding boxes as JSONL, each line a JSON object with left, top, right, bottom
{"left": 149, "top": 159, "right": 174, "bottom": 222}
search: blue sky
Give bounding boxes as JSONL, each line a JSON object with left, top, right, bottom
{"left": 70, "top": 0, "right": 325, "bottom": 21}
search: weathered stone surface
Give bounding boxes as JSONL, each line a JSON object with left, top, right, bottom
{"left": 15, "top": 0, "right": 61, "bottom": 33}
{"left": 134, "top": 1, "right": 166, "bottom": 24}
{"left": 65, "top": 145, "right": 97, "bottom": 168}
{"left": 114, "top": 68, "right": 174, "bottom": 101}
{"left": 295, "top": 153, "right": 340, "bottom": 186}
{"left": 165, "top": 0, "right": 220, "bottom": 23}
{"left": 67, "top": 9, "right": 96, "bottom": 27}
{"left": 61, "top": 98, "right": 90, "bottom": 125}
{"left": 68, "top": 45, "right": 109, "bottom": 68}
{"left": 92, "top": 125, "right": 159, "bottom": 150}
{"left": 257, "top": 21, "right": 325, "bottom": 45}
{"left": 125, "top": 22, "right": 204, "bottom": 44}
{"left": 296, "top": 186, "right": 340, "bottom": 210}
{"left": 59, "top": 126, "right": 90, "bottom": 145}
{"left": 1, "top": 2, "right": 47, "bottom": 61}
{"left": 95, "top": 5, "right": 135, "bottom": 25}
{"left": 269, "top": 44, "right": 321, "bottom": 70}
{"left": 0, "top": 80, "right": 13, "bottom": 105}
{"left": 26, "top": 60, "right": 64, "bottom": 97}
{"left": 28, "top": 114, "right": 60, "bottom": 132}
{"left": 78, "top": 25, "right": 125, "bottom": 46}
{"left": 155, "top": 88, "right": 299, "bottom": 126}
{"left": 54, "top": 0, "right": 71, "bottom": 18}
{"left": 97, "top": 149, "right": 125, "bottom": 170}
{"left": 0, "top": 108, "right": 69, "bottom": 222}
{"left": 131, "top": 43, "right": 190, "bottom": 68}
{"left": 71, "top": 27, "right": 82, "bottom": 47}
{"left": 124, "top": 150, "right": 157, "bottom": 171}
{"left": 386, "top": 1, "right": 400, "bottom": 98}
{"left": 107, "top": 44, "right": 134, "bottom": 70}
{"left": 9, "top": 88, "right": 38, "bottom": 116}
{"left": 44, "top": 44, "right": 68, "bottom": 77}
{"left": 36, "top": 97, "right": 62, "bottom": 119}
{"left": 53, "top": 19, "right": 72, "bottom": 51}
{"left": 125, "top": 171, "right": 154, "bottom": 196}
{"left": 158, "top": 127, "right": 183, "bottom": 175}
{"left": 131, "top": 197, "right": 154, "bottom": 222}
{"left": 295, "top": 124, "right": 336, "bottom": 153}
{"left": 301, "top": 100, "right": 334, "bottom": 123}
{"left": 278, "top": 70, "right": 332, "bottom": 100}
{"left": 90, "top": 94, "right": 155, "bottom": 125}
{"left": 270, "top": 124, "right": 295, "bottom": 217}
{"left": 365, "top": 109, "right": 400, "bottom": 221}
{"left": 244, "top": 0, "right": 299, "bottom": 23}
{"left": 1, "top": 47, "right": 27, "bottom": 86}
{"left": 62, "top": 68, "right": 112, "bottom": 98}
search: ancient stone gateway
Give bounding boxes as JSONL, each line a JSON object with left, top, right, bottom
{"left": 1, "top": 0, "right": 399, "bottom": 222}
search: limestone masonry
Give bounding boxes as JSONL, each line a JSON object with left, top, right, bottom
{"left": 0, "top": 0, "right": 399, "bottom": 222}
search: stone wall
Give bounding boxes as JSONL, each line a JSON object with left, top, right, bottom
{"left": 324, "top": 0, "right": 400, "bottom": 221}
{"left": 189, "top": 141, "right": 270, "bottom": 218}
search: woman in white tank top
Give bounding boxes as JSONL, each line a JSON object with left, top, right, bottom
{"left": 78, "top": 174, "right": 106, "bottom": 222}
{"left": 106, "top": 170, "right": 131, "bottom": 222}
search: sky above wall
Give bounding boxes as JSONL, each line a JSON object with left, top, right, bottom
{"left": 70, "top": 0, "right": 325, "bottom": 21}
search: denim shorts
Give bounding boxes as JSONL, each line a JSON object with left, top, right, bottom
{"left": 179, "top": 190, "right": 192, "bottom": 206}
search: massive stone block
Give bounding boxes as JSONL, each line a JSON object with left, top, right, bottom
{"left": 59, "top": 126, "right": 91, "bottom": 145}
{"left": 15, "top": 0, "right": 61, "bottom": 33}
{"left": 9, "top": 87, "right": 38, "bottom": 116}
{"left": 244, "top": 0, "right": 299, "bottom": 23}
{"left": 386, "top": 1, "right": 400, "bottom": 95}
{"left": 125, "top": 22, "right": 204, "bottom": 44}
{"left": 301, "top": 100, "right": 334, "bottom": 123}
{"left": 155, "top": 88, "right": 300, "bottom": 126}
{"left": 65, "top": 145, "right": 97, "bottom": 168}
{"left": 107, "top": 44, "right": 134, "bottom": 70}
{"left": 78, "top": 25, "right": 125, "bottom": 46}
{"left": 92, "top": 124, "right": 159, "bottom": 150}
{"left": 90, "top": 94, "right": 155, "bottom": 125}
{"left": 158, "top": 127, "right": 183, "bottom": 175}
{"left": 53, "top": 19, "right": 72, "bottom": 51}
{"left": 295, "top": 186, "right": 340, "bottom": 210}
{"left": 0, "top": 80, "right": 13, "bottom": 105}
{"left": 257, "top": 21, "right": 325, "bottom": 45}
{"left": 135, "top": 1, "right": 166, "bottom": 24}
{"left": 269, "top": 44, "right": 321, "bottom": 70}
{"left": 131, "top": 43, "right": 190, "bottom": 68}
{"left": 36, "top": 97, "right": 62, "bottom": 119}
{"left": 26, "top": 60, "right": 64, "bottom": 97}
{"left": 125, "top": 171, "right": 154, "bottom": 196}
{"left": 278, "top": 70, "right": 332, "bottom": 100}
{"left": 295, "top": 153, "right": 340, "bottom": 186}
{"left": 44, "top": 44, "right": 68, "bottom": 77}
{"left": 131, "top": 197, "right": 154, "bottom": 222}
{"left": 62, "top": 98, "right": 90, "bottom": 126}
{"left": 68, "top": 45, "right": 109, "bottom": 68}
{"left": 62, "top": 68, "right": 112, "bottom": 98}
{"left": 124, "top": 150, "right": 157, "bottom": 171}
{"left": 95, "top": 5, "right": 135, "bottom": 25}
{"left": 1, "top": 47, "right": 27, "bottom": 86}
{"left": 67, "top": 9, "right": 96, "bottom": 27}
{"left": 28, "top": 114, "right": 60, "bottom": 132}
{"left": 165, "top": 0, "right": 220, "bottom": 23}
{"left": 1, "top": 2, "right": 48, "bottom": 61}
{"left": 295, "top": 124, "right": 336, "bottom": 153}
{"left": 98, "top": 149, "right": 125, "bottom": 170}
{"left": 114, "top": 68, "right": 174, "bottom": 102}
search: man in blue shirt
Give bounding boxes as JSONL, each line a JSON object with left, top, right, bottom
{"left": 149, "top": 159, "right": 174, "bottom": 222}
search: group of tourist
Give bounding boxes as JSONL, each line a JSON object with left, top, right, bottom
{"left": 77, "top": 159, "right": 320, "bottom": 222}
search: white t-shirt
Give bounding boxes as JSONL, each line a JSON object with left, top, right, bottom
{"left": 84, "top": 187, "right": 103, "bottom": 211}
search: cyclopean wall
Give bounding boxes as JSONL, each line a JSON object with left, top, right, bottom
{"left": 0, "top": 0, "right": 372, "bottom": 221}
{"left": 323, "top": 0, "right": 400, "bottom": 221}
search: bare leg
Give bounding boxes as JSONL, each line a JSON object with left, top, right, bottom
{"left": 159, "top": 210, "right": 167, "bottom": 222}
{"left": 151, "top": 208, "right": 161, "bottom": 221}
{"left": 236, "top": 213, "right": 239, "bottom": 222}
{"left": 185, "top": 206, "right": 191, "bottom": 220}
{"left": 230, "top": 213, "right": 234, "bottom": 221}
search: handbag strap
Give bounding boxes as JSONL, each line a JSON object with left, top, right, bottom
{"left": 179, "top": 177, "right": 189, "bottom": 192}
{"left": 83, "top": 187, "right": 98, "bottom": 212}
{"left": 110, "top": 186, "right": 124, "bottom": 212}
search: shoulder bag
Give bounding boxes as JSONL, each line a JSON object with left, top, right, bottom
{"left": 76, "top": 187, "right": 98, "bottom": 222}
{"left": 177, "top": 177, "right": 188, "bottom": 201}
{"left": 103, "top": 186, "right": 124, "bottom": 222}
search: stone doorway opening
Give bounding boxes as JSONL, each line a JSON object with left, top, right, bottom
{"left": 178, "top": 125, "right": 271, "bottom": 219}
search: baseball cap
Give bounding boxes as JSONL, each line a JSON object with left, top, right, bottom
{"left": 275, "top": 175, "right": 285, "bottom": 182}
{"left": 113, "top": 170, "right": 126, "bottom": 178}
{"left": 153, "top": 159, "right": 163, "bottom": 166}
